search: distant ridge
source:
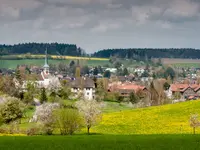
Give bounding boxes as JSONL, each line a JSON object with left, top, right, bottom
{"left": 0, "top": 43, "right": 86, "bottom": 56}
{"left": 93, "top": 48, "right": 200, "bottom": 59}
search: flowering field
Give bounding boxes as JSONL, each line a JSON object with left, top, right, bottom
{"left": 92, "top": 100, "right": 200, "bottom": 135}
{"left": 7, "top": 54, "right": 109, "bottom": 61}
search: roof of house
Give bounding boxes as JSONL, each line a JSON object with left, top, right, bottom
{"left": 108, "top": 82, "right": 146, "bottom": 93}
{"left": 170, "top": 84, "right": 200, "bottom": 92}
{"left": 117, "top": 84, "right": 146, "bottom": 92}
{"left": 71, "top": 77, "right": 95, "bottom": 88}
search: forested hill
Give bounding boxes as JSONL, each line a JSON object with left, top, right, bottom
{"left": 93, "top": 48, "right": 200, "bottom": 59}
{"left": 0, "top": 43, "right": 86, "bottom": 56}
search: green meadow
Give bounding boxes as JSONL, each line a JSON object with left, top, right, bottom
{"left": 0, "top": 135, "right": 200, "bottom": 150}
{"left": 0, "top": 59, "right": 110, "bottom": 69}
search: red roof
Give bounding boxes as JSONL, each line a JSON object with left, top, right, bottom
{"left": 170, "top": 84, "right": 200, "bottom": 92}
{"left": 110, "top": 83, "right": 146, "bottom": 93}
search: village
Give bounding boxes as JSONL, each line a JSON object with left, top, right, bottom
{"left": 0, "top": 50, "right": 200, "bottom": 106}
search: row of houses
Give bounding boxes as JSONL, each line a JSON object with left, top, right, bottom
{"left": 169, "top": 84, "right": 200, "bottom": 99}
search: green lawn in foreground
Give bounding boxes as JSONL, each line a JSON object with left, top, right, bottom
{"left": 0, "top": 135, "right": 199, "bottom": 150}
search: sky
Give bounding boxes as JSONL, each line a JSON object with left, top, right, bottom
{"left": 0, "top": 0, "right": 200, "bottom": 53}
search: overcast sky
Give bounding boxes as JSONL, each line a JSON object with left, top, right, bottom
{"left": 0, "top": 0, "right": 200, "bottom": 53}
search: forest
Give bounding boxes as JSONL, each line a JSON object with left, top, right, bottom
{"left": 93, "top": 48, "right": 200, "bottom": 59}
{"left": 1, "top": 43, "right": 200, "bottom": 60}
{"left": 0, "top": 43, "right": 86, "bottom": 56}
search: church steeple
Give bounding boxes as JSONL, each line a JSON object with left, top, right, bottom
{"left": 43, "top": 48, "right": 49, "bottom": 74}
{"left": 45, "top": 48, "right": 48, "bottom": 66}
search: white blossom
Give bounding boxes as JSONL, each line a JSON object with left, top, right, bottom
{"left": 76, "top": 100, "right": 102, "bottom": 134}
{"left": 30, "top": 103, "right": 60, "bottom": 123}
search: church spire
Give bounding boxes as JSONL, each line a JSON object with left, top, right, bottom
{"left": 43, "top": 48, "right": 49, "bottom": 74}
{"left": 45, "top": 48, "right": 48, "bottom": 66}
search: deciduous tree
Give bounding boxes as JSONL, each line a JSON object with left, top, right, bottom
{"left": 76, "top": 100, "right": 102, "bottom": 134}
{"left": 190, "top": 114, "right": 200, "bottom": 134}
{"left": 0, "top": 98, "right": 25, "bottom": 124}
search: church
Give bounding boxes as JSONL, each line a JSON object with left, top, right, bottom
{"left": 21, "top": 49, "right": 60, "bottom": 89}
{"left": 37, "top": 49, "right": 60, "bottom": 89}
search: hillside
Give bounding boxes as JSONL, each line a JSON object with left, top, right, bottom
{"left": 0, "top": 43, "right": 85, "bottom": 56}
{"left": 93, "top": 48, "right": 200, "bottom": 59}
{"left": 93, "top": 100, "right": 200, "bottom": 134}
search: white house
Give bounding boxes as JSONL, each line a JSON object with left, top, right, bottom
{"left": 105, "top": 68, "right": 117, "bottom": 74}
{"left": 134, "top": 68, "right": 145, "bottom": 76}
{"left": 70, "top": 77, "right": 95, "bottom": 100}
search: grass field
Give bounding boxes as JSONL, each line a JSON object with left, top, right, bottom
{"left": 1, "top": 101, "right": 200, "bottom": 149}
{"left": 159, "top": 58, "right": 200, "bottom": 68}
{"left": 0, "top": 59, "right": 110, "bottom": 69}
{"left": 3, "top": 100, "right": 200, "bottom": 135}
{"left": 0, "top": 135, "right": 200, "bottom": 150}
{"left": 92, "top": 100, "right": 200, "bottom": 135}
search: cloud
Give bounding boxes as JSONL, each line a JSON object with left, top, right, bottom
{"left": 0, "top": 0, "right": 200, "bottom": 52}
{"left": 91, "top": 22, "right": 122, "bottom": 33}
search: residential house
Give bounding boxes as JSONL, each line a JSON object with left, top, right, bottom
{"left": 105, "top": 68, "right": 117, "bottom": 74}
{"left": 108, "top": 82, "right": 147, "bottom": 97}
{"left": 70, "top": 77, "right": 95, "bottom": 100}
{"left": 169, "top": 84, "right": 200, "bottom": 99}
{"left": 134, "top": 67, "right": 145, "bottom": 76}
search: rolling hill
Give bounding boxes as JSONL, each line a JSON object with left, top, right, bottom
{"left": 93, "top": 100, "right": 200, "bottom": 135}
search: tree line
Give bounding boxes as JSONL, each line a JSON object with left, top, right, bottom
{"left": 93, "top": 48, "right": 200, "bottom": 59}
{"left": 0, "top": 43, "right": 86, "bottom": 56}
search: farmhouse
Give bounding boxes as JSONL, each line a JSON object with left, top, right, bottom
{"left": 70, "top": 77, "right": 95, "bottom": 100}
{"left": 108, "top": 82, "right": 147, "bottom": 97}
{"left": 169, "top": 84, "right": 200, "bottom": 99}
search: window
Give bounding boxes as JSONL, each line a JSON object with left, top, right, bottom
{"left": 87, "top": 92, "right": 89, "bottom": 95}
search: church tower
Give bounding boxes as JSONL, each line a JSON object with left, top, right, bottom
{"left": 43, "top": 48, "right": 49, "bottom": 75}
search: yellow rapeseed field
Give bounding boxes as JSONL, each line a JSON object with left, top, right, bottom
{"left": 92, "top": 100, "right": 200, "bottom": 135}
{"left": 0, "top": 134, "right": 26, "bottom": 136}
{"left": 51, "top": 55, "right": 108, "bottom": 61}
{"left": 17, "top": 54, "right": 109, "bottom": 61}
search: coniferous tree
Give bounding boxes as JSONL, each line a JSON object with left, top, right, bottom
{"left": 93, "top": 67, "right": 99, "bottom": 76}
{"left": 15, "top": 69, "right": 21, "bottom": 81}
{"left": 123, "top": 68, "right": 129, "bottom": 76}
{"left": 40, "top": 87, "right": 48, "bottom": 104}
{"left": 104, "top": 70, "right": 111, "bottom": 78}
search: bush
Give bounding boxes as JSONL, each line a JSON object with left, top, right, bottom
{"left": 41, "top": 121, "right": 55, "bottom": 135}
{"left": 32, "top": 103, "right": 60, "bottom": 135}
{"left": 0, "top": 127, "right": 8, "bottom": 134}
{"left": 0, "top": 98, "right": 25, "bottom": 124}
{"left": 27, "top": 105, "right": 35, "bottom": 111}
{"left": 26, "top": 126, "right": 41, "bottom": 136}
{"left": 9, "top": 121, "right": 20, "bottom": 134}
{"left": 104, "top": 92, "right": 118, "bottom": 102}
{"left": 54, "top": 108, "right": 83, "bottom": 135}
{"left": 129, "top": 92, "right": 139, "bottom": 104}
